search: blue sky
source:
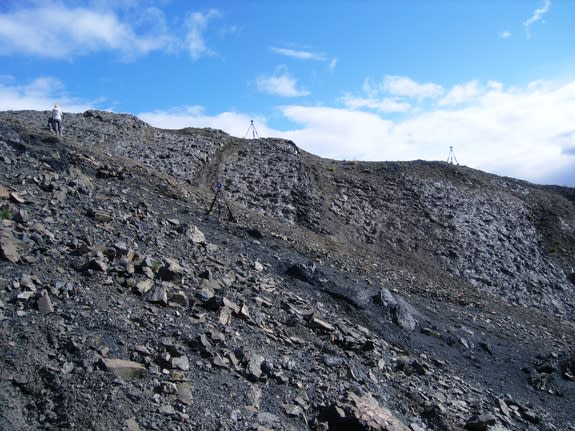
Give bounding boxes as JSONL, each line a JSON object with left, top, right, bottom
{"left": 1, "top": 1, "right": 575, "bottom": 186}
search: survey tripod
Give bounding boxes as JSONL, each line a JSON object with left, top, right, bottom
{"left": 447, "top": 146, "right": 459, "bottom": 165}
{"left": 206, "top": 182, "right": 236, "bottom": 222}
{"left": 244, "top": 120, "right": 259, "bottom": 139}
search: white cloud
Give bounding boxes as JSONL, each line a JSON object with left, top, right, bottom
{"left": 256, "top": 68, "right": 310, "bottom": 97}
{"left": 171, "top": 78, "right": 575, "bottom": 185}
{"left": 4, "top": 72, "right": 575, "bottom": 186}
{"left": 329, "top": 58, "right": 338, "bottom": 71}
{"left": 487, "top": 81, "right": 504, "bottom": 92}
{"left": 280, "top": 106, "right": 395, "bottom": 161}
{"left": 271, "top": 47, "right": 327, "bottom": 61}
{"left": 499, "top": 30, "right": 512, "bottom": 39}
{"left": 523, "top": 0, "right": 551, "bottom": 39}
{"left": 337, "top": 79, "right": 575, "bottom": 183}
{"left": 364, "top": 76, "right": 444, "bottom": 100}
{"left": 139, "top": 106, "right": 272, "bottom": 138}
{"left": 185, "top": 9, "right": 220, "bottom": 60}
{"left": 340, "top": 94, "right": 411, "bottom": 113}
{"left": 0, "top": 3, "right": 209, "bottom": 60}
{"left": 553, "top": 130, "right": 575, "bottom": 155}
{"left": 0, "top": 76, "right": 96, "bottom": 112}
{"left": 135, "top": 77, "right": 575, "bottom": 185}
{"left": 438, "top": 81, "right": 482, "bottom": 106}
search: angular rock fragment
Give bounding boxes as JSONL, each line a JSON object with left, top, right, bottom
{"left": 37, "top": 291, "right": 54, "bottom": 315}
{"left": 158, "top": 258, "right": 184, "bottom": 281}
{"left": 125, "top": 418, "right": 141, "bottom": 431}
{"left": 223, "top": 297, "right": 240, "bottom": 314}
{"left": 0, "top": 235, "right": 23, "bottom": 263}
{"left": 309, "top": 315, "right": 335, "bottom": 332}
{"left": 9, "top": 192, "right": 26, "bottom": 204}
{"left": 149, "top": 285, "right": 168, "bottom": 305}
{"left": 374, "top": 287, "right": 418, "bottom": 332}
{"left": 186, "top": 225, "right": 206, "bottom": 244}
{"left": 100, "top": 358, "right": 147, "bottom": 379}
{"left": 171, "top": 355, "right": 190, "bottom": 371}
{"left": 245, "top": 353, "right": 265, "bottom": 381}
{"left": 465, "top": 412, "right": 497, "bottom": 431}
{"left": 135, "top": 279, "right": 153, "bottom": 295}
{"left": 83, "top": 258, "right": 108, "bottom": 272}
{"left": 196, "top": 286, "right": 215, "bottom": 303}
{"left": 213, "top": 355, "right": 229, "bottom": 369}
{"left": 168, "top": 290, "right": 188, "bottom": 307}
{"left": 176, "top": 382, "right": 193, "bottom": 405}
{"left": 348, "top": 392, "right": 410, "bottom": 431}
{"left": 219, "top": 306, "right": 232, "bottom": 325}
{"left": 0, "top": 185, "right": 9, "bottom": 199}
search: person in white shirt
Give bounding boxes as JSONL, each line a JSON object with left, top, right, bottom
{"left": 51, "top": 104, "right": 63, "bottom": 136}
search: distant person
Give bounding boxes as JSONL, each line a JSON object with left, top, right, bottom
{"left": 51, "top": 104, "right": 63, "bottom": 136}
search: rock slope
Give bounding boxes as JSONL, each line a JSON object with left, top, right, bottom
{"left": 0, "top": 110, "right": 574, "bottom": 431}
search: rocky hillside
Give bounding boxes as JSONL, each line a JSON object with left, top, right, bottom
{"left": 0, "top": 110, "right": 574, "bottom": 431}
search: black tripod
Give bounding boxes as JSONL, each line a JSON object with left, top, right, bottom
{"left": 447, "top": 146, "right": 459, "bottom": 164}
{"left": 206, "top": 183, "right": 235, "bottom": 222}
{"left": 244, "top": 120, "right": 259, "bottom": 139}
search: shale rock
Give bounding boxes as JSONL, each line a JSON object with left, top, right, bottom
{"left": 0, "top": 110, "right": 574, "bottom": 431}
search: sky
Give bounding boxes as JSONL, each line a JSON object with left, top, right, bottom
{"left": 1, "top": 0, "right": 575, "bottom": 186}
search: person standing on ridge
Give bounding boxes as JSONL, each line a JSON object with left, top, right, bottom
{"left": 51, "top": 104, "right": 63, "bottom": 136}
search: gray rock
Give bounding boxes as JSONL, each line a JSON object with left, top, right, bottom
{"left": 171, "top": 355, "right": 190, "bottom": 371}
{"left": 158, "top": 258, "right": 184, "bottom": 281}
{"left": 376, "top": 287, "right": 418, "bottom": 332}
{"left": 149, "top": 285, "right": 168, "bottom": 305}
{"left": 125, "top": 418, "right": 141, "bottom": 431}
{"left": 246, "top": 353, "right": 265, "bottom": 381}
{"left": 37, "top": 291, "right": 54, "bottom": 315}
{"left": 0, "top": 234, "right": 23, "bottom": 263}
{"left": 100, "top": 358, "right": 147, "bottom": 379}
{"left": 168, "top": 290, "right": 188, "bottom": 307}
{"left": 186, "top": 225, "right": 206, "bottom": 244}
{"left": 465, "top": 412, "right": 497, "bottom": 431}
{"left": 196, "top": 286, "right": 214, "bottom": 303}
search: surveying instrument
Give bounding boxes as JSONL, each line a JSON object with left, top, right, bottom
{"left": 206, "top": 182, "right": 235, "bottom": 222}
{"left": 447, "top": 146, "right": 459, "bottom": 165}
{"left": 244, "top": 120, "right": 259, "bottom": 139}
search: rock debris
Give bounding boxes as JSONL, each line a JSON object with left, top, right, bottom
{"left": 0, "top": 110, "right": 574, "bottom": 430}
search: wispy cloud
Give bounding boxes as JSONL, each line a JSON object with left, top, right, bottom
{"left": 523, "top": 0, "right": 551, "bottom": 39}
{"left": 256, "top": 67, "right": 310, "bottom": 97}
{"left": 329, "top": 58, "right": 338, "bottom": 71}
{"left": 364, "top": 76, "right": 444, "bottom": 100}
{"left": 499, "top": 30, "right": 512, "bottom": 39}
{"left": 185, "top": 9, "right": 221, "bottom": 61}
{"left": 340, "top": 94, "right": 411, "bottom": 113}
{"left": 342, "top": 75, "right": 444, "bottom": 114}
{"left": 271, "top": 47, "right": 327, "bottom": 61}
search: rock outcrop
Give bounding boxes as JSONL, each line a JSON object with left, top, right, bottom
{"left": 0, "top": 110, "right": 574, "bottom": 430}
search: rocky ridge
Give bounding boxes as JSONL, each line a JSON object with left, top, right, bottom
{"left": 0, "top": 110, "right": 574, "bottom": 430}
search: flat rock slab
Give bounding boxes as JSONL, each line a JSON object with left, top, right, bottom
{"left": 101, "top": 358, "right": 147, "bottom": 379}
